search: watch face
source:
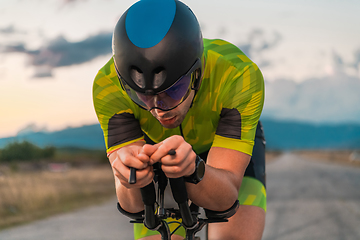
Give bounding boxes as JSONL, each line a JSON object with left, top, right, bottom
{"left": 184, "top": 156, "right": 206, "bottom": 184}
{"left": 197, "top": 159, "right": 205, "bottom": 180}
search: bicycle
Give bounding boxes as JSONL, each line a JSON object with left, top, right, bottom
{"left": 117, "top": 150, "right": 239, "bottom": 240}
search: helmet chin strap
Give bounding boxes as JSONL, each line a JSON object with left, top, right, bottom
{"left": 189, "top": 90, "right": 196, "bottom": 109}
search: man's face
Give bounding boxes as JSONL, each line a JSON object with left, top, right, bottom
{"left": 150, "top": 90, "right": 195, "bottom": 128}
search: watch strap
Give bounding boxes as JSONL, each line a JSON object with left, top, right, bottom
{"left": 184, "top": 155, "right": 205, "bottom": 184}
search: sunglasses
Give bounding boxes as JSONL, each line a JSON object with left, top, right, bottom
{"left": 117, "top": 58, "right": 201, "bottom": 111}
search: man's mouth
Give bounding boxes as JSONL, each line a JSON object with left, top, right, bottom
{"left": 158, "top": 116, "right": 176, "bottom": 125}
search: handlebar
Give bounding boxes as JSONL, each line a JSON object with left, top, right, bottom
{"left": 169, "top": 177, "right": 196, "bottom": 228}
{"left": 138, "top": 150, "right": 196, "bottom": 231}
{"left": 120, "top": 149, "right": 239, "bottom": 239}
{"left": 129, "top": 168, "right": 137, "bottom": 184}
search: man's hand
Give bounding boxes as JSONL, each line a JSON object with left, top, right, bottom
{"left": 110, "top": 142, "right": 154, "bottom": 188}
{"left": 142, "top": 135, "right": 197, "bottom": 179}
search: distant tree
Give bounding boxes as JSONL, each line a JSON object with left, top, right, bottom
{"left": 42, "top": 146, "right": 56, "bottom": 159}
{"left": 0, "top": 141, "right": 56, "bottom": 162}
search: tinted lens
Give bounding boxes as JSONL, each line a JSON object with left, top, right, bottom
{"left": 120, "top": 73, "right": 192, "bottom": 111}
{"left": 164, "top": 75, "right": 191, "bottom": 101}
{"left": 118, "top": 58, "right": 201, "bottom": 111}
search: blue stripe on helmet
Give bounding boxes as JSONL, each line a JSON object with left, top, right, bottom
{"left": 125, "top": 0, "right": 176, "bottom": 48}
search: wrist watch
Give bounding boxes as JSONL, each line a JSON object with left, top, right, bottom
{"left": 184, "top": 155, "right": 205, "bottom": 184}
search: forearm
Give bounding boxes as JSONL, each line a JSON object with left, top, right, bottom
{"left": 186, "top": 164, "right": 241, "bottom": 211}
{"left": 186, "top": 147, "right": 250, "bottom": 211}
{"left": 115, "top": 178, "right": 144, "bottom": 213}
{"left": 109, "top": 141, "right": 149, "bottom": 213}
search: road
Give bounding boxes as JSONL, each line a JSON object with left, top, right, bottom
{"left": 263, "top": 153, "right": 360, "bottom": 240}
{"left": 0, "top": 153, "right": 359, "bottom": 240}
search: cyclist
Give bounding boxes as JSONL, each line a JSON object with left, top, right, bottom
{"left": 93, "top": 0, "right": 266, "bottom": 239}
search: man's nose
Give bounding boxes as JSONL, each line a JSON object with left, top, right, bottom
{"left": 154, "top": 108, "right": 165, "bottom": 116}
{"left": 154, "top": 94, "right": 167, "bottom": 109}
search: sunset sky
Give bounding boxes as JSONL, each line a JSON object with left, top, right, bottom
{"left": 1, "top": 0, "right": 360, "bottom": 138}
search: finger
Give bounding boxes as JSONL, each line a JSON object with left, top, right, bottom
{"left": 136, "top": 166, "right": 154, "bottom": 181}
{"left": 113, "top": 165, "right": 129, "bottom": 184}
{"left": 150, "top": 144, "right": 178, "bottom": 162}
{"left": 159, "top": 153, "right": 179, "bottom": 166}
{"left": 161, "top": 164, "right": 190, "bottom": 179}
{"left": 139, "top": 144, "right": 159, "bottom": 165}
{"left": 159, "top": 142, "right": 192, "bottom": 166}
{"left": 117, "top": 165, "right": 154, "bottom": 188}
{"left": 136, "top": 152, "right": 151, "bottom": 163}
{"left": 130, "top": 166, "right": 154, "bottom": 188}
{"left": 161, "top": 156, "right": 188, "bottom": 172}
{"left": 112, "top": 166, "right": 123, "bottom": 179}
{"left": 111, "top": 158, "right": 118, "bottom": 168}
{"left": 161, "top": 154, "right": 196, "bottom": 178}
{"left": 112, "top": 155, "right": 144, "bottom": 181}
{"left": 141, "top": 144, "right": 158, "bottom": 156}
{"left": 153, "top": 142, "right": 163, "bottom": 148}
{"left": 156, "top": 135, "right": 185, "bottom": 156}
{"left": 120, "top": 153, "right": 148, "bottom": 169}
{"left": 112, "top": 157, "right": 131, "bottom": 180}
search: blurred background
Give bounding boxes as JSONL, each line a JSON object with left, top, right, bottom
{"left": 1, "top": 0, "right": 360, "bottom": 149}
{"left": 0, "top": 0, "right": 359, "bottom": 238}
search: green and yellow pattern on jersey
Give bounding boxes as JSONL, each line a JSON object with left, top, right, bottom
{"left": 93, "top": 38, "right": 264, "bottom": 156}
{"left": 93, "top": 38, "right": 265, "bottom": 239}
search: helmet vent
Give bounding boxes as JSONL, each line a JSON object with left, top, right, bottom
{"left": 153, "top": 67, "right": 166, "bottom": 89}
{"left": 130, "top": 66, "right": 145, "bottom": 88}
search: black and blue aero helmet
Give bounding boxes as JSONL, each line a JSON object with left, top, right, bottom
{"left": 112, "top": 0, "right": 204, "bottom": 111}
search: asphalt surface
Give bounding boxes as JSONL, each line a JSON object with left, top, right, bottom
{"left": 263, "top": 153, "right": 360, "bottom": 240}
{"left": 0, "top": 153, "right": 359, "bottom": 240}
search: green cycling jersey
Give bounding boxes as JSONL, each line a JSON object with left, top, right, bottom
{"left": 93, "top": 38, "right": 264, "bottom": 157}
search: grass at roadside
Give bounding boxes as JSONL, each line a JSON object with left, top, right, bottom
{"left": 293, "top": 150, "right": 360, "bottom": 167}
{"left": 0, "top": 164, "right": 115, "bottom": 230}
{"left": 3, "top": 148, "right": 346, "bottom": 231}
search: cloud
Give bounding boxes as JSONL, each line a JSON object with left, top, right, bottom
{"left": 2, "top": 32, "right": 113, "bottom": 77}
{"left": 332, "top": 50, "right": 344, "bottom": 74}
{"left": 3, "top": 43, "right": 27, "bottom": 53}
{"left": 0, "top": 25, "right": 26, "bottom": 35}
{"left": 237, "top": 29, "right": 282, "bottom": 69}
{"left": 351, "top": 49, "right": 360, "bottom": 71}
{"left": 238, "top": 29, "right": 282, "bottom": 56}
{"left": 262, "top": 74, "right": 360, "bottom": 124}
{"left": 60, "top": 0, "right": 87, "bottom": 6}
{"left": 329, "top": 49, "right": 360, "bottom": 76}
{"left": 0, "top": 25, "right": 16, "bottom": 34}
{"left": 33, "top": 67, "right": 54, "bottom": 78}
{"left": 260, "top": 48, "right": 360, "bottom": 124}
{"left": 62, "top": 0, "right": 78, "bottom": 3}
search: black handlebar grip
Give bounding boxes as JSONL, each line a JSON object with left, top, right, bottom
{"left": 166, "top": 149, "right": 188, "bottom": 203}
{"left": 169, "top": 178, "right": 196, "bottom": 228}
{"left": 129, "top": 167, "right": 136, "bottom": 184}
{"left": 140, "top": 182, "right": 156, "bottom": 206}
{"left": 169, "top": 177, "right": 188, "bottom": 204}
{"left": 168, "top": 149, "right": 176, "bottom": 156}
{"left": 141, "top": 183, "right": 161, "bottom": 230}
